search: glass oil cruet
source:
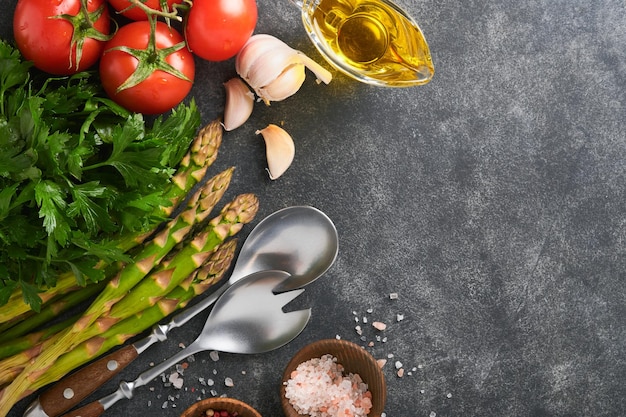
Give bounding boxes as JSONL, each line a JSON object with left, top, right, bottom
{"left": 290, "top": 0, "right": 435, "bottom": 87}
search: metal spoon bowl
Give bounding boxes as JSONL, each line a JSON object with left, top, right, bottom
{"left": 230, "top": 205, "right": 339, "bottom": 292}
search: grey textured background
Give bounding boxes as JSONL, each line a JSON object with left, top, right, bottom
{"left": 2, "top": 0, "right": 625, "bottom": 416}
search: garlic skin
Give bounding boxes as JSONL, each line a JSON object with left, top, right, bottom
{"left": 223, "top": 78, "right": 255, "bottom": 131}
{"left": 256, "top": 124, "right": 295, "bottom": 180}
{"left": 236, "top": 34, "right": 332, "bottom": 105}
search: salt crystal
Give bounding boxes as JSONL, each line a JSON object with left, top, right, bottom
{"left": 209, "top": 351, "right": 220, "bottom": 361}
{"left": 207, "top": 379, "right": 215, "bottom": 386}
{"left": 377, "top": 359, "right": 387, "bottom": 368}
{"left": 169, "top": 372, "right": 184, "bottom": 389}
{"left": 352, "top": 311, "right": 358, "bottom": 315}
{"left": 178, "top": 343, "right": 185, "bottom": 348}
{"left": 355, "top": 325, "right": 363, "bottom": 335}
{"left": 396, "top": 314, "right": 404, "bottom": 322}
{"left": 372, "top": 321, "right": 387, "bottom": 331}
{"left": 162, "top": 401, "right": 168, "bottom": 409}
{"left": 387, "top": 353, "right": 394, "bottom": 358}
{"left": 447, "top": 393, "right": 452, "bottom": 398}
{"left": 368, "top": 342, "right": 374, "bottom": 347}
{"left": 430, "top": 412, "right": 437, "bottom": 417}
{"left": 366, "top": 308, "right": 373, "bottom": 313}
{"left": 420, "top": 389, "right": 425, "bottom": 394}
{"left": 382, "top": 337, "right": 388, "bottom": 343}
{"left": 224, "top": 377, "right": 234, "bottom": 387}
{"left": 210, "top": 389, "right": 218, "bottom": 396}
{"left": 362, "top": 316, "right": 368, "bottom": 323}
{"left": 389, "top": 293, "right": 398, "bottom": 299}
{"left": 397, "top": 368, "right": 404, "bottom": 377}
{"left": 354, "top": 316, "right": 359, "bottom": 322}
{"left": 395, "top": 361, "right": 403, "bottom": 369}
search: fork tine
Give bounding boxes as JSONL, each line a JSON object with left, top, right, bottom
{"left": 272, "top": 287, "right": 306, "bottom": 306}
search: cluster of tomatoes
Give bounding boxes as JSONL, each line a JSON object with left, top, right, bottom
{"left": 13, "top": 0, "right": 258, "bottom": 114}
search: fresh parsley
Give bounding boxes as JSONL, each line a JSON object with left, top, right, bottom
{"left": 0, "top": 40, "right": 201, "bottom": 310}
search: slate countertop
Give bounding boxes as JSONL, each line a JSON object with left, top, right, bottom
{"left": 2, "top": 0, "right": 625, "bottom": 416}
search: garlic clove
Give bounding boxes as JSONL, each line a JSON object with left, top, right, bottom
{"left": 235, "top": 34, "right": 279, "bottom": 80}
{"left": 244, "top": 44, "right": 303, "bottom": 91}
{"left": 257, "top": 63, "right": 306, "bottom": 104}
{"left": 223, "top": 77, "right": 255, "bottom": 131}
{"left": 296, "top": 51, "right": 333, "bottom": 85}
{"left": 256, "top": 124, "right": 295, "bottom": 180}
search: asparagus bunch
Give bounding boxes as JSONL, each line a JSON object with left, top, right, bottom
{"left": 0, "top": 239, "right": 238, "bottom": 394}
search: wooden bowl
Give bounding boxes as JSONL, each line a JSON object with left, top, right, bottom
{"left": 280, "top": 339, "right": 386, "bottom": 417}
{"left": 180, "top": 397, "right": 261, "bottom": 417}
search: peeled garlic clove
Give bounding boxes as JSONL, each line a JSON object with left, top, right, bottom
{"left": 256, "top": 124, "right": 295, "bottom": 180}
{"left": 223, "top": 78, "right": 255, "bottom": 131}
{"left": 257, "top": 63, "right": 306, "bottom": 104}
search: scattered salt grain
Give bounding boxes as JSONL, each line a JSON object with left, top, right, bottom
{"left": 366, "top": 308, "right": 373, "bottom": 313}
{"left": 397, "top": 368, "right": 405, "bottom": 377}
{"left": 372, "top": 321, "right": 387, "bottom": 331}
{"left": 395, "top": 361, "right": 403, "bottom": 369}
{"left": 430, "top": 412, "right": 437, "bottom": 417}
{"left": 284, "top": 354, "right": 372, "bottom": 417}
{"left": 389, "top": 293, "right": 398, "bottom": 300}
{"left": 447, "top": 393, "right": 453, "bottom": 399}
{"left": 224, "top": 377, "right": 234, "bottom": 387}
{"left": 209, "top": 351, "right": 220, "bottom": 362}
{"left": 169, "top": 372, "right": 184, "bottom": 389}
{"left": 396, "top": 314, "right": 404, "bottom": 322}
{"left": 377, "top": 359, "right": 387, "bottom": 368}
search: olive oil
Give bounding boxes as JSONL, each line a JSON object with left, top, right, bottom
{"left": 299, "top": 0, "right": 434, "bottom": 86}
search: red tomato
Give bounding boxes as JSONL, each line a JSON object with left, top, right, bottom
{"left": 184, "top": 0, "right": 258, "bottom": 62}
{"left": 99, "top": 21, "right": 195, "bottom": 115}
{"left": 13, "top": 0, "right": 110, "bottom": 75}
{"left": 107, "top": 0, "right": 184, "bottom": 21}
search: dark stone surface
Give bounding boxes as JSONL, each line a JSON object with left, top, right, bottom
{"left": 2, "top": 0, "right": 625, "bottom": 416}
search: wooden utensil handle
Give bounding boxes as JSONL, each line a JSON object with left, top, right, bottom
{"left": 38, "top": 345, "right": 138, "bottom": 417}
{"left": 59, "top": 401, "right": 105, "bottom": 417}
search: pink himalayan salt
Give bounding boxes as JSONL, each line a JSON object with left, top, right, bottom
{"left": 284, "top": 354, "right": 373, "bottom": 417}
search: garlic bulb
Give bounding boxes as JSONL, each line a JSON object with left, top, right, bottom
{"left": 236, "top": 34, "right": 332, "bottom": 105}
{"left": 223, "top": 78, "right": 255, "bottom": 131}
{"left": 256, "top": 124, "right": 295, "bottom": 180}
